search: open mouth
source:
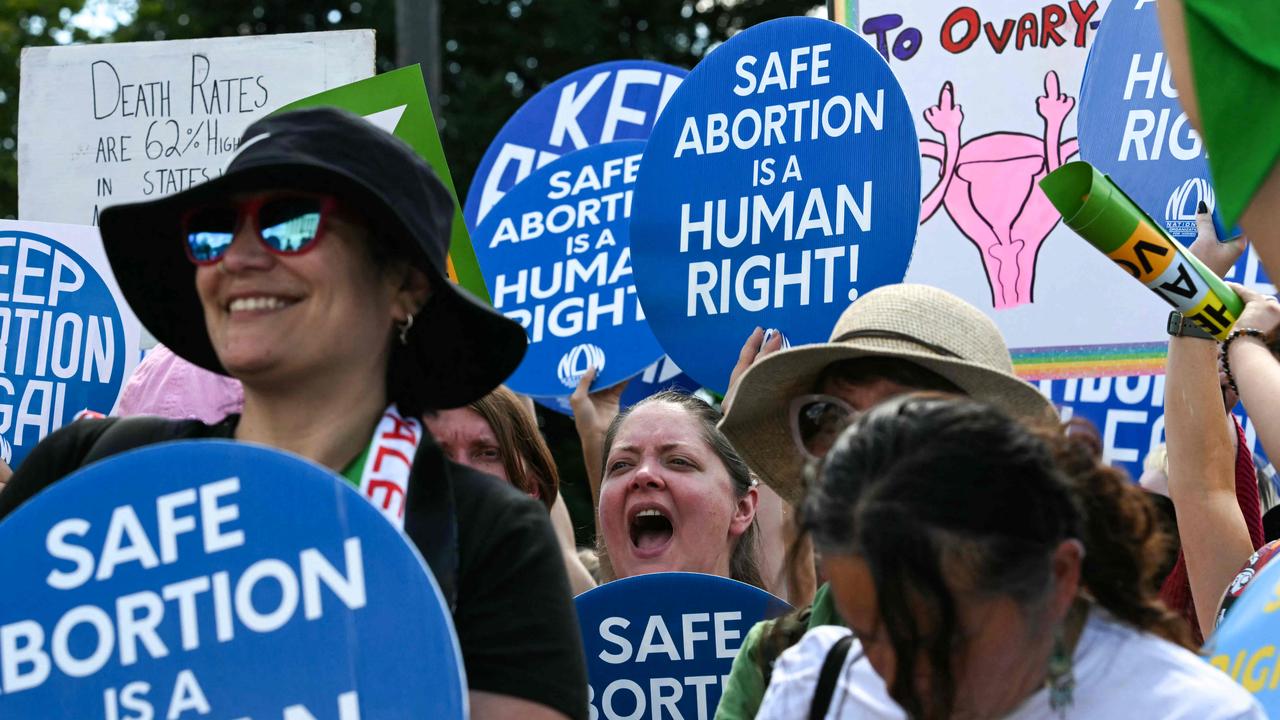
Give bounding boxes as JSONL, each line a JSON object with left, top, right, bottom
{"left": 629, "top": 508, "right": 674, "bottom": 557}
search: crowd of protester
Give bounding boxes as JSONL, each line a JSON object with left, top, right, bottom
{"left": 4, "top": 4, "right": 1280, "bottom": 717}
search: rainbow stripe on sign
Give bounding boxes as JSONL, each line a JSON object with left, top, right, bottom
{"left": 1040, "top": 162, "right": 1243, "bottom": 340}
{"left": 1010, "top": 343, "right": 1168, "bottom": 381}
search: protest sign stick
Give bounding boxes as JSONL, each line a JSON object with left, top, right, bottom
{"left": 1040, "top": 161, "right": 1243, "bottom": 340}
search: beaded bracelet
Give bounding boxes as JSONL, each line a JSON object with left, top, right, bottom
{"left": 1221, "top": 327, "right": 1268, "bottom": 394}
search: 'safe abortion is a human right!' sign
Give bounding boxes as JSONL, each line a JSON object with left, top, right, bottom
{"left": 0, "top": 442, "right": 465, "bottom": 719}
{"left": 629, "top": 17, "right": 921, "bottom": 392}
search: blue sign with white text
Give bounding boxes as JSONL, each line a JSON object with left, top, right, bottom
{"left": 629, "top": 17, "right": 921, "bottom": 393}
{"left": 1078, "top": 0, "right": 1236, "bottom": 242}
{"left": 473, "top": 141, "right": 664, "bottom": 397}
{"left": 1206, "top": 556, "right": 1280, "bottom": 713}
{"left": 534, "top": 354, "right": 703, "bottom": 418}
{"left": 0, "top": 441, "right": 465, "bottom": 719}
{"left": 465, "top": 60, "right": 687, "bottom": 229}
{"left": 1038, "top": 373, "right": 1267, "bottom": 481}
{"left": 576, "top": 572, "right": 789, "bottom": 720}
{"left": 0, "top": 230, "right": 126, "bottom": 468}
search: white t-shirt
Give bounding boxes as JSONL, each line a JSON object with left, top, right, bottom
{"left": 756, "top": 611, "right": 1264, "bottom": 720}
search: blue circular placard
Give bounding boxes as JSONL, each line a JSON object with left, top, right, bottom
{"left": 629, "top": 16, "right": 921, "bottom": 393}
{"left": 0, "top": 230, "right": 127, "bottom": 468}
{"left": 1078, "top": 1, "right": 1234, "bottom": 242}
{"left": 465, "top": 60, "right": 688, "bottom": 229}
{"left": 532, "top": 354, "right": 703, "bottom": 417}
{"left": 472, "top": 141, "right": 664, "bottom": 397}
{"left": 576, "top": 572, "right": 790, "bottom": 720}
{"left": 0, "top": 441, "right": 465, "bottom": 719}
{"left": 1206, "top": 553, "right": 1280, "bottom": 714}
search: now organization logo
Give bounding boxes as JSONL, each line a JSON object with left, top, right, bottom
{"left": 558, "top": 343, "right": 606, "bottom": 389}
{"left": 1164, "top": 177, "right": 1215, "bottom": 241}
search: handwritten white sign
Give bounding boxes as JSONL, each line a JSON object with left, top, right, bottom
{"left": 18, "top": 30, "right": 374, "bottom": 226}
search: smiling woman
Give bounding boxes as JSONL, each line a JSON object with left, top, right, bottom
{"left": 597, "top": 390, "right": 762, "bottom": 588}
{"left": 0, "top": 108, "right": 588, "bottom": 720}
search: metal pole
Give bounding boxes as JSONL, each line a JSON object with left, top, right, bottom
{"left": 397, "top": 0, "right": 442, "bottom": 122}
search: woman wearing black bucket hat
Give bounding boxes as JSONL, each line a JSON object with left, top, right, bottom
{"left": 0, "top": 107, "right": 587, "bottom": 720}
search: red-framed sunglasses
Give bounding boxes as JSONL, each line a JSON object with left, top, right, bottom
{"left": 181, "top": 194, "right": 337, "bottom": 265}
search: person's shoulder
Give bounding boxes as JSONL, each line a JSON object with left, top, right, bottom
{"left": 1083, "top": 614, "right": 1264, "bottom": 718}
{"left": 771, "top": 625, "right": 854, "bottom": 685}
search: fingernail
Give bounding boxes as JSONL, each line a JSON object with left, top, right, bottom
{"left": 763, "top": 328, "right": 777, "bottom": 343}
{"left": 1198, "top": 200, "right": 1209, "bottom": 214}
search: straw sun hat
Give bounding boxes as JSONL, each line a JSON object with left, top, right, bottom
{"left": 718, "top": 284, "right": 1057, "bottom": 506}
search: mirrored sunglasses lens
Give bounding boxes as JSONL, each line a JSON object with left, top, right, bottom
{"left": 185, "top": 207, "right": 236, "bottom": 263}
{"left": 796, "top": 401, "right": 851, "bottom": 457}
{"left": 259, "top": 198, "right": 324, "bottom": 253}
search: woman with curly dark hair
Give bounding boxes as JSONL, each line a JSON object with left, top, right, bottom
{"left": 755, "top": 395, "right": 1261, "bottom": 719}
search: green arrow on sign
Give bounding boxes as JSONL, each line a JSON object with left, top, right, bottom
{"left": 275, "top": 64, "right": 491, "bottom": 304}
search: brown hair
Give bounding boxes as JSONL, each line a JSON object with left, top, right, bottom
{"left": 467, "top": 386, "right": 558, "bottom": 511}
{"left": 803, "top": 394, "right": 1189, "bottom": 717}
{"left": 598, "top": 391, "right": 763, "bottom": 589}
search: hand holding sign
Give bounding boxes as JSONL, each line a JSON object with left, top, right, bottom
{"left": 1040, "top": 161, "right": 1244, "bottom": 340}
{"left": 1229, "top": 283, "right": 1280, "bottom": 340}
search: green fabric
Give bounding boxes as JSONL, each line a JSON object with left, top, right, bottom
{"left": 714, "top": 584, "right": 844, "bottom": 719}
{"left": 339, "top": 446, "right": 368, "bottom": 490}
{"left": 1182, "top": 0, "right": 1280, "bottom": 228}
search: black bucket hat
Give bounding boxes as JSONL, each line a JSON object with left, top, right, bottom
{"left": 99, "top": 106, "right": 527, "bottom": 410}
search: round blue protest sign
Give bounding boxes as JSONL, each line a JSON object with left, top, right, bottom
{"left": 533, "top": 354, "right": 703, "bottom": 417}
{"left": 0, "top": 441, "right": 465, "bottom": 719}
{"left": 1207, "top": 552, "right": 1280, "bottom": 712}
{"left": 1079, "top": 0, "right": 1234, "bottom": 242}
{"left": 472, "top": 141, "right": 664, "bottom": 397}
{"left": 630, "top": 17, "right": 921, "bottom": 393}
{"left": 1, "top": 229, "right": 129, "bottom": 468}
{"left": 576, "top": 572, "right": 790, "bottom": 720}
{"left": 465, "top": 60, "right": 687, "bottom": 229}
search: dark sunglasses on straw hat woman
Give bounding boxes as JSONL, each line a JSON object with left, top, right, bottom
{"left": 0, "top": 108, "right": 588, "bottom": 720}
{"left": 714, "top": 283, "right": 1059, "bottom": 720}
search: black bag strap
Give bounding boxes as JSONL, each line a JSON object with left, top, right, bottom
{"left": 809, "top": 634, "right": 855, "bottom": 720}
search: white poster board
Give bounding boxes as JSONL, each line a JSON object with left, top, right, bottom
{"left": 0, "top": 219, "right": 142, "bottom": 467}
{"left": 18, "top": 30, "right": 374, "bottom": 226}
{"left": 853, "top": 2, "right": 1190, "bottom": 362}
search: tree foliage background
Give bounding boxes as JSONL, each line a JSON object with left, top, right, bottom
{"left": 0, "top": 0, "right": 820, "bottom": 540}
{"left": 2, "top": 0, "right": 820, "bottom": 219}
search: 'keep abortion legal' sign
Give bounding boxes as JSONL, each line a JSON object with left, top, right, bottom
{"left": 0, "top": 441, "right": 465, "bottom": 719}
{"left": 19, "top": 31, "right": 373, "bottom": 227}
{"left": 577, "top": 573, "right": 789, "bottom": 720}
{"left": 465, "top": 60, "right": 687, "bottom": 228}
{"left": 473, "top": 141, "right": 664, "bottom": 396}
{"left": 629, "top": 17, "right": 921, "bottom": 393}
{"left": 1078, "top": 0, "right": 1230, "bottom": 242}
{"left": 0, "top": 220, "right": 141, "bottom": 468}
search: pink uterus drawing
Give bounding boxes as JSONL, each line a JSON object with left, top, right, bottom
{"left": 919, "top": 71, "right": 1079, "bottom": 309}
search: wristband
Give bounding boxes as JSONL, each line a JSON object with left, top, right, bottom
{"left": 1221, "top": 327, "right": 1267, "bottom": 394}
{"left": 1167, "top": 311, "right": 1217, "bottom": 340}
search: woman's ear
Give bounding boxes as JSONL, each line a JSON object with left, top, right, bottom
{"left": 729, "top": 486, "right": 759, "bottom": 538}
{"left": 392, "top": 265, "right": 432, "bottom": 320}
{"left": 1049, "top": 538, "right": 1085, "bottom": 619}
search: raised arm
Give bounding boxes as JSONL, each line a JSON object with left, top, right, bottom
{"left": 1166, "top": 214, "right": 1254, "bottom": 637}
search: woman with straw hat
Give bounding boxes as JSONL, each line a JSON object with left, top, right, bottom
{"left": 0, "top": 107, "right": 587, "bottom": 720}
{"left": 715, "top": 283, "right": 1057, "bottom": 720}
